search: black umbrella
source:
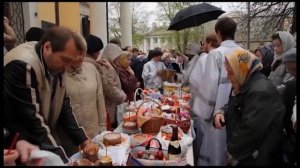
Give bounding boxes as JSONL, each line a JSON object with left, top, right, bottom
{"left": 168, "top": 2, "right": 225, "bottom": 31}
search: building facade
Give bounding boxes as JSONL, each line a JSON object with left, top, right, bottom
{"left": 5, "top": 2, "right": 132, "bottom": 47}
{"left": 136, "top": 10, "right": 294, "bottom": 53}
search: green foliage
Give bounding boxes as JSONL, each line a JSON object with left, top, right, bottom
{"left": 156, "top": 2, "right": 203, "bottom": 53}
{"left": 108, "top": 2, "right": 151, "bottom": 41}
{"left": 132, "top": 33, "right": 145, "bottom": 48}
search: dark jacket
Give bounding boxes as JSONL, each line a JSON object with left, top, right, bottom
{"left": 4, "top": 42, "right": 88, "bottom": 162}
{"left": 130, "top": 57, "right": 147, "bottom": 89}
{"left": 260, "top": 67, "right": 272, "bottom": 77}
{"left": 163, "top": 62, "right": 184, "bottom": 73}
{"left": 225, "top": 71, "right": 285, "bottom": 166}
{"left": 115, "top": 66, "right": 139, "bottom": 101}
{"left": 282, "top": 78, "right": 296, "bottom": 135}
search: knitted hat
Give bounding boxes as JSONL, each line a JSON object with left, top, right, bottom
{"left": 85, "top": 34, "right": 103, "bottom": 54}
{"left": 101, "top": 43, "right": 123, "bottom": 62}
{"left": 282, "top": 48, "right": 296, "bottom": 63}
{"left": 25, "top": 27, "right": 45, "bottom": 42}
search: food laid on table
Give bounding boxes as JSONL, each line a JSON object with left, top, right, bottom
{"left": 82, "top": 142, "right": 100, "bottom": 162}
{"left": 122, "top": 121, "right": 138, "bottom": 131}
{"left": 72, "top": 158, "right": 95, "bottom": 166}
{"left": 123, "top": 111, "right": 137, "bottom": 122}
{"left": 103, "top": 132, "right": 122, "bottom": 146}
{"left": 133, "top": 138, "right": 165, "bottom": 160}
{"left": 167, "top": 125, "right": 181, "bottom": 160}
{"left": 71, "top": 142, "right": 102, "bottom": 166}
{"left": 69, "top": 86, "right": 193, "bottom": 166}
{"left": 122, "top": 110, "right": 140, "bottom": 134}
{"left": 160, "top": 124, "right": 184, "bottom": 141}
{"left": 130, "top": 133, "right": 153, "bottom": 147}
{"left": 136, "top": 100, "right": 165, "bottom": 134}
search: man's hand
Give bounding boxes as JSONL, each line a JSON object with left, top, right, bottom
{"left": 4, "top": 16, "right": 9, "bottom": 27}
{"left": 4, "top": 149, "right": 19, "bottom": 166}
{"left": 16, "top": 140, "right": 40, "bottom": 163}
{"left": 214, "top": 113, "right": 225, "bottom": 129}
{"left": 80, "top": 139, "right": 92, "bottom": 151}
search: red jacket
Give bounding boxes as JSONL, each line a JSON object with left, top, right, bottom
{"left": 116, "top": 66, "right": 139, "bottom": 101}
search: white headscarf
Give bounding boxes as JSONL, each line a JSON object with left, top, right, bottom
{"left": 274, "top": 31, "right": 296, "bottom": 60}
{"left": 100, "top": 43, "right": 123, "bottom": 63}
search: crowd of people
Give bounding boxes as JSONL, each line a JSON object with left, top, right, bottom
{"left": 3, "top": 15, "right": 297, "bottom": 166}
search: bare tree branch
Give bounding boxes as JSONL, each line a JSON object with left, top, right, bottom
{"left": 233, "top": 2, "right": 295, "bottom": 43}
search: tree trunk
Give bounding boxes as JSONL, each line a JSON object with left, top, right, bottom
{"left": 290, "top": 5, "right": 296, "bottom": 35}
{"left": 247, "top": 2, "right": 251, "bottom": 50}
{"left": 182, "top": 29, "right": 190, "bottom": 54}
{"left": 176, "top": 31, "right": 181, "bottom": 51}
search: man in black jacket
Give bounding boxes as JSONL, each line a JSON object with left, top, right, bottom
{"left": 4, "top": 27, "right": 91, "bottom": 164}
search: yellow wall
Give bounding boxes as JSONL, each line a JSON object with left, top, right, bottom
{"left": 59, "top": 2, "right": 80, "bottom": 33}
{"left": 38, "top": 2, "right": 56, "bottom": 24}
{"left": 37, "top": 2, "right": 80, "bottom": 33}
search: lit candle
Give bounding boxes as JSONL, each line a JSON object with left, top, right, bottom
{"left": 105, "top": 142, "right": 108, "bottom": 157}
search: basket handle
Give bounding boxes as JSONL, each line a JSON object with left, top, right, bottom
{"left": 134, "top": 88, "right": 144, "bottom": 108}
{"left": 145, "top": 138, "right": 162, "bottom": 151}
{"left": 136, "top": 99, "right": 161, "bottom": 114}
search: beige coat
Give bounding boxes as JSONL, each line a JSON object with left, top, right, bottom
{"left": 65, "top": 62, "right": 107, "bottom": 138}
{"left": 84, "top": 56, "right": 126, "bottom": 126}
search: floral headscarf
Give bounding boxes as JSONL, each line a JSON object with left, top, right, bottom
{"left": 225, "top": 49, "right": 263, "bottom": 86}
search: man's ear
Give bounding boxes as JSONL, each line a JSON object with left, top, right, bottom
{"left": 43, "top": 41, "right": 52, "bottom": 54}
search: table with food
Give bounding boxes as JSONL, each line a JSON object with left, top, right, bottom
{"left": 69, "top": 82, "right": 195, "bottom": 166}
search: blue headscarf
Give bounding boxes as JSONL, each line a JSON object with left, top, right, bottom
{"left": 257, "top": 45, "right": 274, "bottom": 68}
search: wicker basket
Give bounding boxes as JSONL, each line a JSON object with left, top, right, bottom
{"left": 161, "top": 69, "right": 177, "bottom": 81}
{"left": 141, "top": 117, "right": 165, "bottom": 134}
{"left": 164, "top": 111, "right": 191, "bottom": 133}
{"left": 137, "top": 100, "right": 164, "bottom": 134}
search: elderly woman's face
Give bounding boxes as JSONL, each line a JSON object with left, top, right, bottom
{"left": 66, "top": 52, "right": 84, "bottom": 73}
{"left": 72, "top": 52, "right": 84, "bottom": 67}
{"left": 272, "top": 39, "right": 283, "bottom": 56}
{"left": 225, "top": 61, "right": 241, "bottom": 91}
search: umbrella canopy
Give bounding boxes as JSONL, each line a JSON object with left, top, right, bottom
{"left": 168, "top": 2, "right": 225, "bottom": 31}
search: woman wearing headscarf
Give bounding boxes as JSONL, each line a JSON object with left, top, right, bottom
{"left": 269, "top": 31, "right": 296, "bottom": 93}
{"left": 100, "top": 43, "right": 127, "bottom": 129}
{"left": 254, "top": 45, "right": 274, "bottom": 77}
{"left": 63, "top": 33, "right": 107, "bottom": 156}
{"left": 214, "top": 49, "right": 285, "bottom": 166}
{"left": 114, "top": 51, "right": 140, "bottom": 101}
